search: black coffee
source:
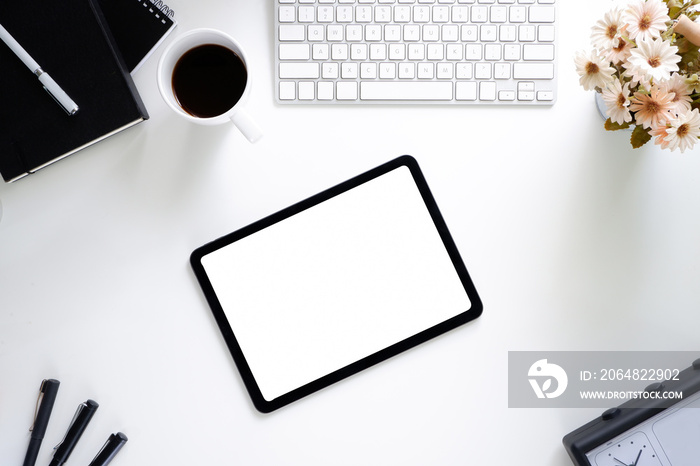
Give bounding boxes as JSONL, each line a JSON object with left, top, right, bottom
{"left": 171, "top": 44, "right": 247, "bottom": 118}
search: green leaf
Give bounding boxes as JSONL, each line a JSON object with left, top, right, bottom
{"left": 631, "top": 125, "right": 652, "bottom": 149}
{"left": 605, "top": 118, "right": 631, "bottom": 131}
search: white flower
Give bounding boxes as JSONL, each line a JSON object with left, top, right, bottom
{"left": 602, "top": 80, "right": 633, "bottom": 124}
{"left": 664, "top": 109, "right": 700, "bottom": 153}
{"left": 624, "top": 37, "right": 680, "bottom": 83}
{"left": 591, "top": 8, "right": 625, "bottom": 52}
{"left": 606, "top": 36, "right": 634, "bottom": 64}
{"left": 623, "top": 0, "right": 671, "bottom": 42}
{"left": 660, "top": 72, "right": 693, "bottom": 115}
{"left": 575, "top": 50, "right": 616, "bottom": 91}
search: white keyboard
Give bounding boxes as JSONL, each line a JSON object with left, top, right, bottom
{"left": 276, "top": 0, "right": 557, "bottom": 105}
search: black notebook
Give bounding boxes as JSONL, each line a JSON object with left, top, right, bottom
{"left": 97, "top": 0, "right": 177, "bottom": 73}
{"left": 0, "top": 0, "right": 149, "bottom": 182}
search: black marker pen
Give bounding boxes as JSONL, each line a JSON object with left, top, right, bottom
{"left": 49, "top": 399, "right": 99, "bottom": 466}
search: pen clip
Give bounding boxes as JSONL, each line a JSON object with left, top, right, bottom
{"left": 92, "top": 437, "right": 110, "bottom": 459}
{"left": 29, "top": 379, "right": 48, "bottom": 432}
{"left": 54, "top": 402, "right": 86, "bottom": 450}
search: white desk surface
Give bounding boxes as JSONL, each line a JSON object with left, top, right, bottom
{"left": 2, "top": 1, "right": 700, "bottom": 464}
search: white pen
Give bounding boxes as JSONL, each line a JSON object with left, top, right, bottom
{"left": 0, "top": 22, "right": 79, "bottom": 115}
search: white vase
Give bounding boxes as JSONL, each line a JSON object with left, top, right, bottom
{"left": 594, "top": 91, "right": 607, "bottom": 120}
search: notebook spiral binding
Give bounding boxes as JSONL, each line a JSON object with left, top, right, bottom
{"left": 145, "top": 0, "right": 174, "bottom": 19}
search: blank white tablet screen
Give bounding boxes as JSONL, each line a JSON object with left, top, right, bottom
{"left": 200, "top": 165, "right": 471, "bottom": 401}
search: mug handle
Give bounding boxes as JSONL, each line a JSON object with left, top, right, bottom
{"left": 230, "top": 109, "right": 263, "bottom": 143}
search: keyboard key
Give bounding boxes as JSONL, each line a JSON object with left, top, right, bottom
{"left": 298, "top": 6, "right": 315, "bottom": 22}
{"left": 318, "top": 6, "right": 334, "bottom": 22}
{"left": 518, "top": 81, "right": 535, "bottom": 92}
{"left": 519, "top": 24, "right": 536, "bottom": 41}
{"left": 280, "top": 44, "right": 310, "bottom": 60}
{"left": 512, "top": 62, "right": 554, "bottom": 79}
{"left": 337, "top": 82, "right": 358, "bottom": 100}
{"left": 308, "top": 25, "right": 325, "bottom": 41}
{"left": 491, "top": 6, "right": 507, "bottom": 22}
{"left": 379, "top": 62, "right": 396, "bottom": 78}
{"left": 446, "top": 43, "right": 463, "bottom": 60}
{"left": 529, "top": 6, "right": 555, "bottom": 22}
{"left": 332, "top": 44, "right": 349, "bottom": 59}
{"left": 427, "top": 43, "right": 444, "bottom": 60}
{"left": 313, "top": 43, "right": 330, "bottom": 60}
{"left": 375, "top": 6, "right": 392, "bottom": 22}
{"left": 475, "top": 63, "right": 491, "bottom": 79}
{"left": 538, "top": 24, "right": 555, "bottom": 42}
{"left": 318, "top": 82, "right": 334, "bottom": 100}
{"left": 433, "top": 6, "right": 449, "bottom": 22}
{"left": 351, "top": 43, "right": 369, "bottom": 60}
{"left": 279, "top": 25, "right": 305, "bottom": 41}
{"left": 500, "top": 24, "right": 517, "bottom": 41}
{"left": 399, "top": 62, "right": 416, "bottom": 78}
{"left": 279, "top": 81, "right": 296, "bottom": 100}
{"left": 361, "top": 62, "right": 378, "bottom": 78}
{"left": 461, "top": 25, "right": 478, "bottom": 41}
{"left": 322, "top": 62, "right": 339, "bottom": 78}
{"left": 356, "top": 5, "right": 373, "bottom": 21}
{"left": 499, "top": 90, "right": 516, "bottom": 100}
{"left": 299, "top": 81, "right": 315, "bottom": 100}
{"left": 456, "top": 63, "right": 473, "bottom": 78}
{"left": 279, "top": 6, "right": 295, "bottom": 22}
{"left": 480, "top": 82, "right": 497, "bottom": 100}
{"left": 385, "top": 25, "right": 401, "bottom": 41}
{"left": 414, "top": 5, "right": 431, "bottom": 22}
{"left": 471, "top": 6, "right": 488, "bottom": 22}
{"left": 510, "top": 6, "right": 526, "bottom": 22}
{"left": 485, "top": 43, "right": 502, "bottom": 60}
{"left": 342, "top": 62, "right": 359, "bottom": 78}
{"left": 337, "top": 6, "right": 354, "bottom": 21}
{"left": 494, "top": 62, "right": 510, "bottom": 78}
{"left": 523, "top": 44, "right": 554, "bottom": 60}
{"left": 327, "top": 25, "right": 344, "bottom": 41}
{"left": 366, "top": 24, "right": 383, "bottom": 40}
{"left": 455, "top": 82, "right": 477, "bottom": 100}
{"left": 418, "top": 62, "right": 435, "bottom": 78}
{"left": 452, "top": 6, "right": 469, "bottom": 21}
{"left": 361, "top": 81, "right": 453, "bottom": 100}
{"left": 280, "top": 63, "right": 320, "bottom": 79}
{"left": 408, "top": 43, "right": 426, "bottom": 59}
{"left": 437, "top": 62, "right": 454, "bottom": 78}
{"left": 504, "top": 43, "right": 520, "bottom": 60}
{"left": 389, "top": 43, "right": 406, "bottom": 59}
{"left": 370, "top": 43, "right": 388, "bottom": 59}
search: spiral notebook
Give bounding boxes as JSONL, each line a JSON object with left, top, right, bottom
{"left": 98, "top": 0, "right": 177, "bottom": 73}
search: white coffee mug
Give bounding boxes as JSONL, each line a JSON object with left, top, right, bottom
{"left": 157, "top": 28, "right": 262, "bottom": 143}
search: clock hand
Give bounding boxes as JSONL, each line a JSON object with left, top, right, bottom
{"left": 633, "top": 449, "right": 642, "bottom": 466}
{"left": 613, "top": 457, "right": 631, "bottom": 466}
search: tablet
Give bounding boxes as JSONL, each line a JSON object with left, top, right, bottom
{"left": 191, "top": 156, "right": 482, "bottom": 412}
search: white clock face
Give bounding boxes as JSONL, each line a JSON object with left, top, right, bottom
{"left": 594, "top": 432, "right": 663, "bottom": 466}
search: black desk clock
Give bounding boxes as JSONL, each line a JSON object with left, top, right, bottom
{"left": 563, "top": 358, "right": 700, "bottom": 466}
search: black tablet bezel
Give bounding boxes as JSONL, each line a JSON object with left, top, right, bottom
{"left": 190, "top": 155, "right": 483, "bottom": 413}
